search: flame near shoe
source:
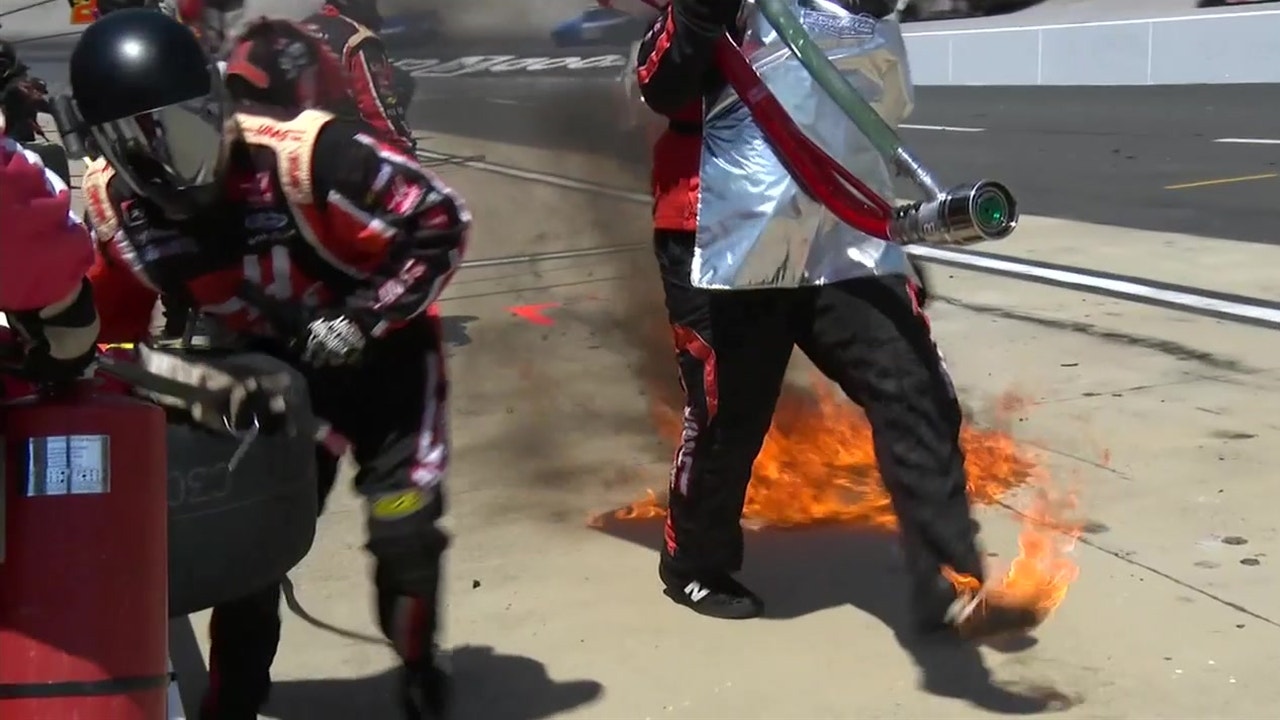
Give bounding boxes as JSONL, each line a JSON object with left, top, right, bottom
{"left": 595, "top": 378, "right": 1084, "bottom": 632}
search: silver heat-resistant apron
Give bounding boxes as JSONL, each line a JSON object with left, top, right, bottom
{"left": 692, "top": 0, "right": 915, "bottom": 289}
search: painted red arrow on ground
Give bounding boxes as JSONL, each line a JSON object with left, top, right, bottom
{"left": 508, "top": 302, "right": 560, "bottom": 326}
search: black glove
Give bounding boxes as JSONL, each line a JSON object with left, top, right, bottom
{"left": 18, "top": 343, "right": 95, "bottom": 386}
{"left": 3, "top": 295, "right": 98, "bottom": 387}
{"left": 299, "top": 312, "right": 369, "bottom": 368}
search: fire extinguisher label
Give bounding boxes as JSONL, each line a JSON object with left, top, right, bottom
{"left": 23, "top": 435, "right": 111, "bottom": 497}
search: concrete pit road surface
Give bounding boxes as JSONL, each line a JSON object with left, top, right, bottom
{"left": 10, "top": 0, "right": 1280, "bottom": 716}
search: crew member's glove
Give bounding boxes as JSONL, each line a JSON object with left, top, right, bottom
{"left": 15, "top": 341, "right": 95, "bottom": 386}
{"left": 136, "top": 345, "right": 291, "bottom": 434}
{"left": 0, "top": 327, "right": 94, "bottom": 387}
{"left": 3, "top": 280, "right": 101, "bottom": 388}
{"left": 299, "top": 312, "right": 368, "bottom": 368}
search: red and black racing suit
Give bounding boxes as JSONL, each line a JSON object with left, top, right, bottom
{"left": 0, "top": 62, "right": 51, "bottom": 143}
{"left": 302, "top": 5, "right": 415, "bottom": 154}
{"left": 223, "top": 18, "right": 406, "bottom": 147}
{"left": 83, "top": 105, "right": 466, "bottom": 717}
{"left": 637, "top": 0, "right": 985, "bottom": 620}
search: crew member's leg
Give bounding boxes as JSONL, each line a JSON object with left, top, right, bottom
{"left": 342, "top": 317, "right": 452, "bottom": 719}
{"left": 200, "top": 585, "right": 283, "bottom": 720}
{"left": 200, "top": 387, "right": 346, "bottom": 720}
{"left": 796, "top": 274, "right": 1022, "bottom": 634}
{"left": 655, "top": 231, "right": 795, "bottom": 619}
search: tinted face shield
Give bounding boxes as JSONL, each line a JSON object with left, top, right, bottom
{"left": 89, "top": 65, "right": 234, "bottom": 219}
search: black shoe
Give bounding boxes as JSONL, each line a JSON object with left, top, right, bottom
{"left": 198, "top": 694, "right": 264, "bottom": 720}
{"left": 659, "top": 560, "right": 764, "bottom": 619}
{"left": 913, "top": 575, "right": 1039, "bottom": 640}
{"left": 951, "top": 596, "right": 1042, "bottom": 640}
{"left": 402, "top": 659, "right": 452, "bottom": 719}
{"left": 198, "top": 677, "right": 269, "bottom": 720}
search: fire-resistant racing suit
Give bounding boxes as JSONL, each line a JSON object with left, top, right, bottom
{"left": 302, "top": 2, "right": 415, "bottom": 153}
{"left": 82, "top": 105, "right": 466, "bottom": 717}
{"left": 221, "top": 18, "right": 365, "bottom": 129}
{"left": 169, "top": 1, "right": 412, "bottom": 152}
{"left": 0, "top": 41, "right": 51, "bottom": 144}
{"left": 0, "top": 134, "right": 99, "bottom": 384}
{"left": 636, "top": 0, "right": 992, "bottom": 631}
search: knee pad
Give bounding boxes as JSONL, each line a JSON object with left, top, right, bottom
{"left": 365, "top": 488, "right": 449, "bottom": 597}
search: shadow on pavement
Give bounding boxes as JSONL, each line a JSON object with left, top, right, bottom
{"left": 266, "top": 644, "right": 604, "bottom": 720}
{"left": 595, "top": 517, "right": 1079, "bottom": 715}
{"left": 440, "top": 313, "right": 480, "bottom": 348}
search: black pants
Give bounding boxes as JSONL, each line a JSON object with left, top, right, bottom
{"left": 203, "top": 318, "right": 450, "bottom": 717}
{"left": 655, "top": 231, "right": 983, "bottom": 589}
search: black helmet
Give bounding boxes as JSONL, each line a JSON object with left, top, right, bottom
{"left": 94, "top": 0, "right": 160, "bottom": 17}
{"left": 326, "top": 0, "right": 381, "bottom": 31}
{"left": 70, "top": 8, "right": 232, "bottom": 218}
{"left": 0, "top": 39, "right": 18, "bottom": 80}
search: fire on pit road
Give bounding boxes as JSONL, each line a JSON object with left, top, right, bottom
{"left": 593, "top": 379, "right": 1084, "bottom": 625}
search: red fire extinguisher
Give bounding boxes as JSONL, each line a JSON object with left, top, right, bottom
{"left": 0, "top": 381, "right": 169, "bottom": 720}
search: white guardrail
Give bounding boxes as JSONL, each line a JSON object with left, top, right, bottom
{"left": 902, "top": 8, "right": 1280, "bottom": 85}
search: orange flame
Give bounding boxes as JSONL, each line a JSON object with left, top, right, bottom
{"left": 979, "top": 484, "right": 1081, "bottom": 615}
{"left": 601, "top": 377, "right": 1082, "bottom": 619}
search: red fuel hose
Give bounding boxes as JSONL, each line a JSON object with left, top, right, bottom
{"left": 712, "top": 33, "right": 892, "bottom": 239}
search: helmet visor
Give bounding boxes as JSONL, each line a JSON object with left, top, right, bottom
{"left": 91, "top": 80, "right": 231, "bottom": 215}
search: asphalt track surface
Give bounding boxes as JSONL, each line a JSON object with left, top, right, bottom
{"left": 395, "top": 67, "right": 1280, "bottom": 246}
{"left": 898, "top": 85, "right": 1280, "bottom": 245}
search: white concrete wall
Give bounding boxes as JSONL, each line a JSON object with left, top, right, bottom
{"left": 904, "top": 7, "right": 1280, "bottom": 85}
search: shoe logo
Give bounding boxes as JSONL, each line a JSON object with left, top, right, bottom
{"left": 684, "top": 581, "right": 710, "bottom": 603}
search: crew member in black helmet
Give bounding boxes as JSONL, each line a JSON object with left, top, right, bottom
{"left": 70, "top": 9, "right": 465, "bottom": 719}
